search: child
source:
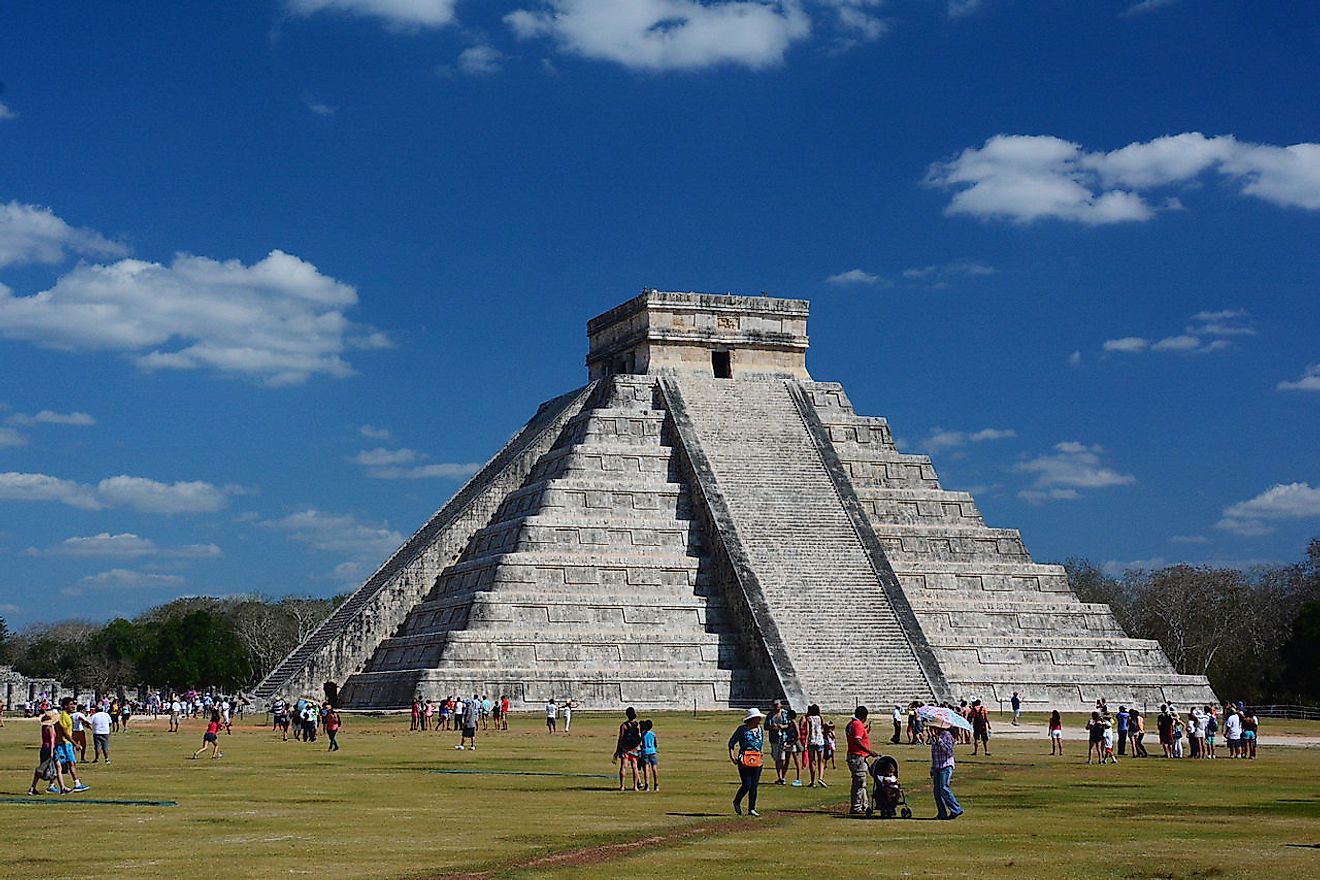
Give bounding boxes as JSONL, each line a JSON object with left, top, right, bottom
{"left": 192, "top": 710, "right": 223, "bottom": 759}
{"left": 1048, "top": 709, "right": 1063, "bottom": 755}
{"left": 1102, "top": 720, "right": 1118, "bottom": 764}
{"left": 823, "top": 721, "right": 837, "bottom": 770}
{"left": 639, "top": 719, "right": 659, "bottom": 792}
{"left": 1171, "top": 718, "right": 1185, "bottom": 758}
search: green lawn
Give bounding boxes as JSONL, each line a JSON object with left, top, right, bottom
{"left": 1, "top": 711, "right": 1316, "bottom": 880}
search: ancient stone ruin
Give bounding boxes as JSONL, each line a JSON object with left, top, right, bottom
{"left": 254, "top": 290, "right": 1216, "bottom": 711}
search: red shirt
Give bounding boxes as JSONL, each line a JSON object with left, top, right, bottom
{"left": 206, "top": 720, "right": 220, "bottom": 735}
{"left": 846, "top": 718, "right": 871, "bottom": 756}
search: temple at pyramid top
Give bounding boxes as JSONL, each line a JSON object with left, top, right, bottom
{"left": 254, "top": 287, "right": 1216, "bottom": 713}
{"left": 586, "top": 290, "right": 811, "bottom": 380}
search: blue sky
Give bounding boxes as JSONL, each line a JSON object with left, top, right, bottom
{"left": 1, "top": 0, "right": 1316, "bottom": 628}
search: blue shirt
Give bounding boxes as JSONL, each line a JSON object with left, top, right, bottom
{"left": 729, "top": 725, "right": 764, "bottom": 754}
{"left": 1117, "top": 711, "right": 1129, "bottom": 732}
{"left": 641, "top": 730, "right": 657, "bottom": 755}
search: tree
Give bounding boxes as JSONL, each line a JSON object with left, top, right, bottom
{"left": 140, "top": 610, "right": 250, "bottom": 691}
{"left": 1280, "top": 601, "right": 1320, "bottom": 701}
{"left": 0, "top": 615, "right": 13, "bottom": 665}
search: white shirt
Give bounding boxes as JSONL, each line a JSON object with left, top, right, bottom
{"left": 545, "top": 703, "right": 557, "bottom": 718}
{"left": 71, "top": 711, "right": 89, "bottom": 732}
{"left": 892, "top": 707, "right": 903, "bottom": 723}
{"left": 90, "top": 711, "right": 113, "bottom": 735}
{"left": 171, "top": 701, "right": 182, "bottom": 714}
{"left": 1224, "top": 714, "right": 1242, "bottom": 737}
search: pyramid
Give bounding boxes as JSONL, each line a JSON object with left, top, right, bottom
{"left": 253, "top": 291, "right": 1216, "bottom": 711}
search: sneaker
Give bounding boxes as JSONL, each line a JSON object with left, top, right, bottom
{"left": 775, "top": 778, "right": 786, "bottom": 785}
{"left": 47, "top": 785, "right": 60, "bottom": 794}
{"left": 27, "top": 788, "right": 38, "bottom": 796}
{"left": 818, "top": 780, "right": 828, "bottom": 788}
{"left": 454, "top": 745, "right": 465, "bottom": 750}
{"left": 104, "top": 760, "right": 111, "bottom": 765}
{"left": 734, "top": 803, "right": 742, "bottom": 815}
{"left": 72, "top": 783, "right": 89, "bottom": 792}
{"left": 792, "top": 780, "right": 803, "bottom": 787}
{"left": 748, "top": 810, "right": 760, "bottom": 817}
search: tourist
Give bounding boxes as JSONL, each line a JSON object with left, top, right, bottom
{"left": 500, "top": 695, "right": 510, "bottom": 731}
{"left": 70, "top": 703, "right": 90, "bottom": 762}
{"left": 930, "top": 721, "right": 963, "bottom": 820}
{"left": 1011, "top": 691, "right": 1022, "bottom": 726}
{"left": 456, "top": 694, "right": 480, "bottom": 750}
{"left": 169, "top": 696, "right": 182, "bottom": 732}
{"left": 563, "top": 698, "right": 575, "bottom": 734}
{"left": 845, "top": 706, "right": 878, "bottom": 816}
{"left": 422, "top": 700, "right": 433, "bottom": 732}
{"left": 824, "top": 720, "right": 837, "bottom": 770}
{"left": 970, "top": 700, "right": 991, "bottom": 756}
{"left": 1223, "top": 704, "right": 1242, "bottom": 757}
{"left": 728, "top": 707, "right": 765, "bottom": 817}
{"left": 545, "top": 698, "right": 558, "bottom": 733}
{"left": 906, "top": 702, "right": 918, "bottom": 744}
{"left": 613, "top": 706, "right": 643, "bottom": 791}
{"left": 1116, "top": 705, "right": 1129, "bottom": 756}
{"left": 1086, "top": 711, "right": 1105, "bottom": 764}
{"left": 491, "top": 694, "right": 502, "bottom": 731}
{"left": 767, "top": 699, "right": 789, "bottom": 784}
{"left": 805, "top": 704, "right": 827, "bottom": 787}
{"left": 192, "top": 709, "right": 224, "bottom": 759}
{"left": 1204, "top": 707, "right": 1218, "bottom": 758}
{"left": 1171, "top": 716, "right": 1185, "bottom": 758}
{"left": 1131, "top": 708, "right": 1148, "bottom": 757}
{"left": 481, "top": 694, "right": 493, "bottom": 731}
{"left": 1188, "top": 708, "right": 1203, "bottom": 759}
{"left": 120, "top": 700, "right": 131, "bottom": 731}
{"left": 890, "top": 704, "right": 903, "bottom": 744}
{"left": 53, "top": 698, "right": 89, "bottom": 792}
{"left": 1242, "top": 707, "right": 1259, "bottom": 759}
{"left": 89, "top": 703, "right": 113, "bottom": 764}
{"left": 1049, "top": 709, "right": 1063, "bottom": 755}
{"left": 639, "top": 719, "right": 659, "bottom": 792}
{"left": 1157, "top": 704, "right": 1174, "bottom": 757}
{"left": 324, "top": 702, "right": 342, "bottom": 751}
{"left": 29, "top": 709, "right": 70, "bottom": 796}
{"left": 220, "top": 698, "right": 232, "bottom": 734}
{"left": 784, "top": 708, "right": 803, "bottom": 786}
{"left": 1103, "top": 718, "right": 1118, "bottom": 763}
{"left": 410, "top": 698, "right": 420, "bottom": 732}
{"left": 273, "top": 697, "right": 290, "bottom": 741}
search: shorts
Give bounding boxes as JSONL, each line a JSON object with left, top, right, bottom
{"left": 94, "top": 733, "right": 110, "bottom": 753}
{"left": 1228, "top": 737, "right": 1241, "bottom": 748}
{"left": 1050, "top": 729, "right": 1062, "bottom": 738}
{"left": 56, "top": 742, "right": 77, "bottom": 765}
{"left": 72, "top": 730, "right": 87, "bottom": 748}
{"left": 974, "top": 730, "right": 989, "bottom": 742}
{"left": 39, "top": 745, "right": 53, "bottom": 763}
{"left": 640, "top": 753, "right": 658, "bottom": 766}
{"left": 808, "top": 742, "right": 824, "bottom": 752}
{"left": 771, "top": 743, "right": 785, "bottom": 762}
{"left": 462, "top": 726, "right": 476, "bottom": 738}
{"left": 1243, "top": 731, "right": 1256, "bottom": 740}
{"left": 203, "top": 732, "right": 218, "bottom": 743}
{"left": 1206, "top": 734, "right": 1216, "bottom": 744}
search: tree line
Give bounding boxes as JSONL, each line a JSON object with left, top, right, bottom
{"left": 1064, "top": 538, "right": 1320, "bottom": 704}
{"left": 0, "top": 594, "right": 340, "bottom": 694}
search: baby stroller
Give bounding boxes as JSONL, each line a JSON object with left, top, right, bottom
{"left": 868, "top": 755, "right": 912, "bottom": 819}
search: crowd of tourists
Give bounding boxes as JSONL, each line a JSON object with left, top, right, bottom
{"left": 409, "top": 695, "right": 510, "bottom": 735}
{"left": 1071, "top": 698, "right": 1262, "bottom": 763}
{"left": 268, "top": 696, "right": 343, "bottom": 750}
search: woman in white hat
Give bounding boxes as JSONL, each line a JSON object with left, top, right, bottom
{"left": 728, "top": 708, "right": 766, "bottom": 816}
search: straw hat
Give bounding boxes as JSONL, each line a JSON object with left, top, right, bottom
{"left": 743, "top": 707, "right": 764, "bottom": 722}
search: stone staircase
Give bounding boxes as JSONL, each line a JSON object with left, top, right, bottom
{"left": 801, "top": 381, "right": 1218, "bottom": 709}
{"left": 338, "top": 376, "right": 765, "bottom": 710}
{"left": 665, "top": 376, "right": 940, "bottom": 709}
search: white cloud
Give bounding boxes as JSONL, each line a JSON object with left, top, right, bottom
{"left": 0, "top": 102, "right": 16, "bottom": 121}
{"left": 263, "top": 508, "right": 404, "bottom": 583}
{"left": 1015, "top": 441, "right": 1135, "bottom": 503}
{"left": 926, "top": 132, "right": 1320, "bottom": 224}
{"left": 77, "top": 568, "right": 186, "bottom": 590}
{"left": 359, "top": 424, "right": 392, "bottom": 440}
{"left": 1186, "top": 309, "right": 1256, "bottom": 337}
{"left": 0, "top": 471, "right": 230, "bottom": 513}
{"left": 1102, "top": 556, "right": 1167, "bottom": 576}
{"left": 923, "top": 426, "right": 1015, "bottom": 452}
{"left": 1121, "top": 0, "right": 1180, "bottom": 15}
{"left": 821, "top": 0, "right": 886, "bottom": 48}
{"left": 1068, "top": 350, "right": 1082, "bottom": 366}
{"left": 29, "top": 532, "right": 222, "bottom": 559}
{"left": 6, "top": 410, "right": 96, "bottom": 427}
{"left": 0, "top": 248, "right": 391, "bottom": 386}
{"left": 1278, "top": 364, "right": 1320, "bottom": 392}
{"left": 305, "top": 98, "right": 338, "bottom": 116}
{"left": 348, "top": 447, "right": 422, "bottom": 466}
{"left": 825, "top": 268, "right": 889, "bottom": 286}
{"left": 1170, "top": 534, "right": 1209, "bottom": 544}
{"left": 1103, "top": 336, "right": 1150, "bottom": 353}
{"left": 506, "top": 0, "right": 811, "bottom": 72}
{"left": 946, "top": 0, "right": 984, "bottom": 18}
{"left": 0, "top": 427, "right": 27, "bottom": 447}
{"left": 901, "top": 260, "right": 995, "bottom": 281}
{"left": 0, "top": 200, "right": 126, "bottom": 268}
{"left": 458, "top": 44, "right": 506, "bottom": 75}
{"left": 1150, "top": 334, "right": 1200, "bottom": 352}
{"left": 1216, "top": 482, "right": 1320, "bottom": 537}
{"left": 286, "top": 0, "right": 457, "bottom": 29}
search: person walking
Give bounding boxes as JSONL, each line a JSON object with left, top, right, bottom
{"left": 767, "top": 700, "right": 788, "bottom": 785}
{"left": 192, "top": 709, "right": 224, "bottom": 759}
{"left": 1010, "top": 692, "right": 1022, "bottom": 726}
{"left": 970, "top": 700, "right": 992, "bottom": 756}
{"left": 845, "top": 706, "right": 878, "bottom": 816}
{"left": 728, "top": 708, "right": 765, "bottom": 817}
{"left": 563, "top": 698, "right": 575, "bottom": 734}
{"left": 456, "top": 694, "right": 480, "bottom": 750}
{"left": 89, "top": 703, "right": 113, "bottom": 764}
{"left": 70, "top": 704, "right": 90, "bottom": 762}
{"left": 29, "top": 709, "right": 71, "bottom": 796}
{"left": 1131, "top": 708, "right": 1148, "bottom": 757}
{"left": 805, "top": 704, "right": 827, "bottom": 787}
{"left": 53, "top": 698, "right": 89, "bottom": 792}
{"left": 613, "top": 707, "right": 643, "bottom": 791}
{"left": 324, "top": 703, "right": 342, "bottom": 751}
{"left": 890, "top": 704, "right": 903, "bottom": 744}
{"left": 545, "top": 698, "right": 558, "bottom": 733}
{"left": 639, "top": 719, "right": 659, "bottom": 792}
{"left": 930, "top": 722, "right": 963, "bottom": 820}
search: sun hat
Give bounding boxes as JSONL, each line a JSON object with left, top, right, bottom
{"left": 743, "top": 708, "right": 764, "bottom": 722}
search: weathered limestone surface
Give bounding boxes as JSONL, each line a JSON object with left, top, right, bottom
{"left": 265, "top": 290, "right": 1215, "bottom": 712}
{"left": 1, "top": 666, "right": 63, "bottom": 708}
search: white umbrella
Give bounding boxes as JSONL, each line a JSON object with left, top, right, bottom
{"left": 917, "top": 704, "right": 973, "bottom": 732}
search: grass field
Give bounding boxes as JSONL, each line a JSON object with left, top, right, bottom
{"left": 1, "top": 711, "right": 1317, "bottom": 880}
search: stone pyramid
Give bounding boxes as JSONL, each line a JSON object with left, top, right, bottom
{"left": 253, "top": 291, "right": 1216, "bottom": 711}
